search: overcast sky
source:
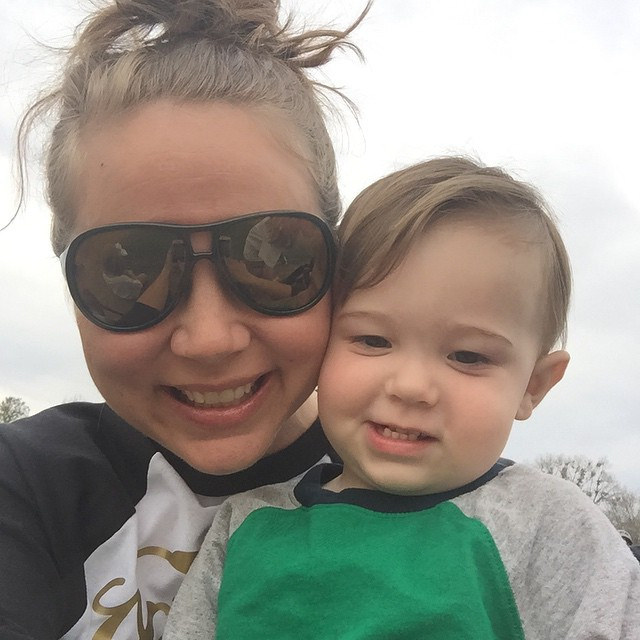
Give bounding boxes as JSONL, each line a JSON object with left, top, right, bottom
{"left": 1, "top": 0, "right": 639, "bottom": 490}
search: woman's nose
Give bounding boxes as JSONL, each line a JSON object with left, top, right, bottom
{"left": 384, "top": 357, "right": 439, "bottom": 407}
{"left": 170, "top": 261, "right": 252, "bottom": 361}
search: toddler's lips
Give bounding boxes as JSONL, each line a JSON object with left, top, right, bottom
{"left": 369, "top": 421, "right": 436, "bottom": 442}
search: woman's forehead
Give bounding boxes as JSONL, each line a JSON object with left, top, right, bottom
{"left": 72, "top": 101, "right": 320, "bottom": 232}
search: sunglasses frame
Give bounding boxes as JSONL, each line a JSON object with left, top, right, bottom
{"left": 61, "top": 210, "right": 336, "bottom": 332}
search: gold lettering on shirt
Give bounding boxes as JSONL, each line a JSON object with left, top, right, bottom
{"left": 91, "top": 547, "right": 198, "bottom": 640}
{"left": 137, "top": 546, "right": 197, "bottom": 574}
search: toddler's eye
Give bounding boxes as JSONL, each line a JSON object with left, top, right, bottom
{"left": 356, "top": 335, "right": 391, "bottom": 349}
{"left": 448, "top": 351, "right": 489, "bottom": 365}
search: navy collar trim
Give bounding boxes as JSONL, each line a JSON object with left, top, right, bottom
{"left": 294, "top": 459, "right": 514, "bottom": 513}
{"left": 102, "top": 404, "right": 333, "bottom": 497}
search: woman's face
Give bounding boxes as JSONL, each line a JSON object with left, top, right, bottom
{"left": 72, "top": 101, "right": 331, "bottom": 474}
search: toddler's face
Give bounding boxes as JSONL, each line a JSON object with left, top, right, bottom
{"left": 319, "top": 220, "right": 566, "bottom": 495}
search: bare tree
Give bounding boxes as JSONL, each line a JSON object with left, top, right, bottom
{"left": 0, "top": 396, "right": 30, "bottom": 423}
{"left": 605, "top": 489, "right": 640, "bottom": 545}
{"left": 536, "top": 454, "right": 640, "bottom": 546}
{"left": 535, "top": 454, "right": 621, "bottom": 506}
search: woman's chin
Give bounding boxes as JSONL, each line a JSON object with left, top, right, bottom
{"left": 172, "top": 436, "right": 269, "bottom": 476}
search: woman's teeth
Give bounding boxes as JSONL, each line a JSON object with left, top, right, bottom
{"left": 181, "top": 383, "right": 254, "bottom": 407}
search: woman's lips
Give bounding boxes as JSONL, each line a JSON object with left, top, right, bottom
{"left": 163, "top": 373, "right": 271, "bottom": 429}
{"left": 179, "top": 382, "right": 256, "bottom": 408}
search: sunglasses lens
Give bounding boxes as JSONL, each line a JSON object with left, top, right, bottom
{"left": 219, "top": 214, "right": 332, "bottom": 314}
{"left": 68, "top": 227, "right": 188, "bottom": 330}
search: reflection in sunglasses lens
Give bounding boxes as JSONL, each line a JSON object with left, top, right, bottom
{"left": 223, "top": 216, "right": 327, "bottom": 311}
{"left": 74, "top": 229, "right": 188, "bottom": 328}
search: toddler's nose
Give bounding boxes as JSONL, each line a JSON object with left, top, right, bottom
{"left": 384, "top": 359, "right": 439, "bottom": 407}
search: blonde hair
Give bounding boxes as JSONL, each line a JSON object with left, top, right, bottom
{"left": 17, "top": 0, "right": 371, "bottom": 255}
{"left": 336, "top": 157, "right": 572, "bottom": 353}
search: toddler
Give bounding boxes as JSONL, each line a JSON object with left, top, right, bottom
{"left": 164, "top": 157, "right": 640, "bottom": 639}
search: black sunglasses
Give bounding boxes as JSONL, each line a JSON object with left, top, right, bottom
{"left": 60, "top": 211, "right": 336, "bottom": 332}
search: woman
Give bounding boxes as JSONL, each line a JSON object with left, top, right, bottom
{"left": 0, "top": 1, "right": 368, "bottom": 637}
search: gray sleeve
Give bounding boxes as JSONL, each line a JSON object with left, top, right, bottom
{"left": 162, "top": 498, "right": 233, "bottom": 640}
{"left": 520, "top": 482, "right": 640, "bottom": 640}
{"left": 456, "top": 465, "right": 640, "bottom": 639}
{"left": 163, "top": 481, "right": 298, "bottom": 639}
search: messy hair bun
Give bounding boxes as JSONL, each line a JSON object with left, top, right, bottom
{"left": 75, "top": 0, "right": 362, "bottom": 69}
{"left": 17, "top": 0, "right": 370, "bottom": 254}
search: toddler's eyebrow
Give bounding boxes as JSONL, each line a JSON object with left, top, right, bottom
{"left": 334, "top": 309, "right": 387, "bottom": 322}
{"left": 449, "top": 323, "right": 513, "bottom": 347}
{"left": 334, "top": 311, "right": 515, "bottom": 350}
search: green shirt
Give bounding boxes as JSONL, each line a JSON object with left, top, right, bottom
{"left": 164, "top": 462, "right": 640, "bottom": 640}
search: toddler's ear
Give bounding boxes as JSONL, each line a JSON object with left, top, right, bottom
{"left": 515, "top": 350, "right": 570, "bottom": 421}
